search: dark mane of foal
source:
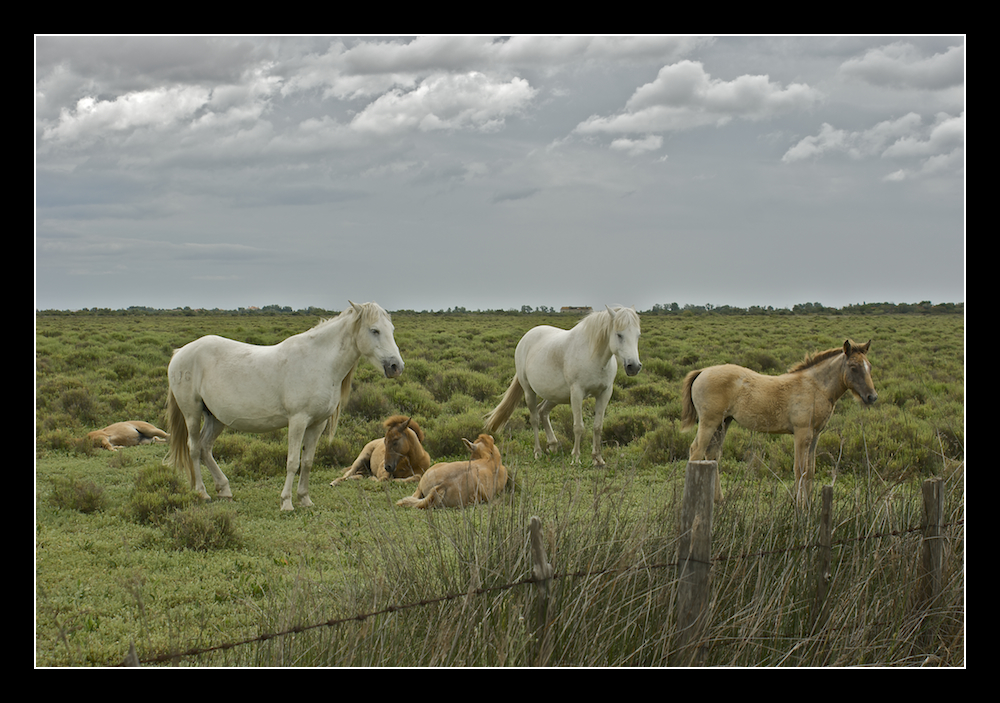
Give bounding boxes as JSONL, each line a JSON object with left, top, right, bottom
{"left": 788, "top": 347, "right": 851, "bottom": 374}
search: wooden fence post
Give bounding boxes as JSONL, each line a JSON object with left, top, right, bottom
{"left": 812, "top": 485, "right": 834, "bottom": 628}
{"left": 916, "top": 477, "right": 947, "bottom": 656}
{"left": 919, "top": 477, "right": 945, "bottom": 608}
{"left": 529, "top": 515, "right": 554, "bottom": 666}
{"left": 675, "top": 460, "right": 716, "bottom": 666}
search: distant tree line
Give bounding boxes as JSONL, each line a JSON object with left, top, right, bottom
{"left": 36, "top": 300, "right": 962, "bottom": 317}
{"left": 646, "top": 300, "right": 963, "bottom": 316}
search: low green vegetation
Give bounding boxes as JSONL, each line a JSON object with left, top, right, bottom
{"left": 35, "top": 309, "right": 964, "bottom": 666}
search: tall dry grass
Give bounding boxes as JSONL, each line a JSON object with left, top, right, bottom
{"left": 197, "top": 459, "right": 963, "bottom": 667}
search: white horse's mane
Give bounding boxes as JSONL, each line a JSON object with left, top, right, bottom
{"left": 576, "top": 305, "right": 640, "bottom": 357}
{"left": 315, "top": 302, "right": 390, "bottom": 332}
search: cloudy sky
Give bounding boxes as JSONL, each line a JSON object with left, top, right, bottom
{"left": 35, "top": 36, "right": 965, "bottom": 312}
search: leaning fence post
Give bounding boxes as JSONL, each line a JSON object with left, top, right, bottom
{"left": 529, "top": 515, "right": 554, "bottom": 666}
{"left": 675, "top": 460, "right": 716, "bottom": 666}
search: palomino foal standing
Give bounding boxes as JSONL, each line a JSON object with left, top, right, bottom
{"left": 681, "top": 339, "right": 877, "bottom": 506}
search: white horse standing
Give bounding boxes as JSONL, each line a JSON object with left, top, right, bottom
{"left": 166, "top": 301, "right": 404, "bottom": 511}
{"left": 485, "top": 306, "right": 641, "bottom": 467}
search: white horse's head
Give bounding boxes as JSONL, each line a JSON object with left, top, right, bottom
{"left": 350, "top": 301, "right": 404, "bottom": 378}
{"left": 607, "top": 305, "right": 642, "bottom": 377}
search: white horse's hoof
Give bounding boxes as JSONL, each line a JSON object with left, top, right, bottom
{"left": 280, "top": 499, "right": 294, "bottom": 511}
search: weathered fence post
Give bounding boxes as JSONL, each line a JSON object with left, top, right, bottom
{"left": 675, "top": 460, "right": 716, "bottom": 666}
{"left": 919, "top": 477, "right": 945, "bottom": 608}
{"left": 812, "top": 485, "right": 834, "bottom": 628}
{"left": 529, "top": 515, "right": 554, "bottom": 666}
{"left": 915, "top": 477, "right": 947, "bottom": 656}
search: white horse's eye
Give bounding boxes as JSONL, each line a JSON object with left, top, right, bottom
{"left": 371, "top": 328, "right": 380, "bottom": 336}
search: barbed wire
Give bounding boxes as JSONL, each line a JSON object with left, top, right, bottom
{"left": 121, "top": 517, "right": 963, "bottom": 666}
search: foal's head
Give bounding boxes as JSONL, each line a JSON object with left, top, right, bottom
{"left": 383, "top": 416, "right": 421, "bottom": 475}
{"left": 843, "top": 339, "right": 878, "bottom": 406}
{"left": 462, "top": 434, "right": 500, "bottom": 466}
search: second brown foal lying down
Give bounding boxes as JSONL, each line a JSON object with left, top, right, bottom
{"left": 396, "top": 434, "right": 507, "bottom": 509}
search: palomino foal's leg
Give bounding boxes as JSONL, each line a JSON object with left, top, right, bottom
{"left": 792, "top": 428, "right": 815, "bottom": 507}
{"left": 689, "top": 416, "right": 729, "bottom": 502}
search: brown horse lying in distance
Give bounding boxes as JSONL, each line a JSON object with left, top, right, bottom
{"left": 88, "top": 421, "right": 170, "bottom": 451}
{"left": 332, "top": 416, "right": 431, "bottom": 485}
{"left": 396, "top": 433, "right": 508, "bottom": 510}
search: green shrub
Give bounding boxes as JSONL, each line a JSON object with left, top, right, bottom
{"left": 639, "top": 420, "right": 691, "bottom": 466}
{"left": 47, "top": 475, "right": 106, "bottom": 513}
{"left": 384, "top": 382, "right": 441, "bottom": 418}
{"left": 344, "top": 385, "right": 393, "bottom": 421}
{"left": 427, "top": 369, "right": 502, "bottom": 403}
{"left": 426, "top": 410, "right": 490, "bottom": 458}
{"left": 601, "top": 407, "right": 660, "bottom": 447}
{"left": 59, "top": 387, "right": 105, "bottom": 425}
{"left": 163, "top": 504, "right": 241, "bottom": 551}
{"left": 125, "top": 463, "right": 199, "bottom": 525}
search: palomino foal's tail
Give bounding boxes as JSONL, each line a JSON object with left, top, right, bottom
{"left": 680, "top": 369, "right": 702, "bottom": 432}
{"left": 396, "top": 485, "right": 442, "bottom": 510}
{"left": 164, "top": 390, "right": 196, "bottom": 488}
{"left": 484, "top": 376, "right": 523, "bottom": 433}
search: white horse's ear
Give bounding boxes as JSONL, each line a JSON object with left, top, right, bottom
{"left": 606, "top": 305, "right": 616, "bottom": 318}
{"left": 349, "top": 300, "right": 359, "bottom": 312}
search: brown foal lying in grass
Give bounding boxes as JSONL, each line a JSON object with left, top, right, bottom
{"left": 396, "top": 434, "right": 507, "bottom": 509}
{"left": 87, "top": 421, "right": 170, "bottom": 451}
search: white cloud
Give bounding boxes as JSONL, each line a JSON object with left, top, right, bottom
{"left": 839, "top": 41, "right": 965, "bottom": 90}
{"left": 783, "top": 111, "right": 964, "bottom": 162}
{"left": 881, "top": 112, "right": 965, "bottom": 159}
{"left": 782, "top": 113, "right": 925, "bottom": 162}
{"left": 281, "top": 36, "right": 709, "bottom": 100}
{"left": 609, "top": 135, "right": 663, "bottom": 156}
{"left": 783, "top": 110, "right": 965, "bottom": 181}
{"left": 575, "top": 60, "right": 823, "bottom": 135}
{"left": 42, "top": 86, "right": 211, "bottom": 146}
{"left": 349, "top": 72, "right": 537, "bottom": 135}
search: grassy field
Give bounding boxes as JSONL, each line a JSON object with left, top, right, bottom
{"left": 35, "top": 310, "right": 964, "bottom": 666}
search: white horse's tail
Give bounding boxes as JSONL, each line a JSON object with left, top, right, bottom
{"left": 484, "top": 376, "right": 523, "bottom": 433}
{"left": 164, "top": 390, "right": 196, "bottom": 488}
{"left": 327, "top": 360, "right": 358, "bottom": 439}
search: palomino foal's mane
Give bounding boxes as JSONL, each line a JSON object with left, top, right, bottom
{"left": 788, "top": 346, "right": 854, "bottom": 374}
